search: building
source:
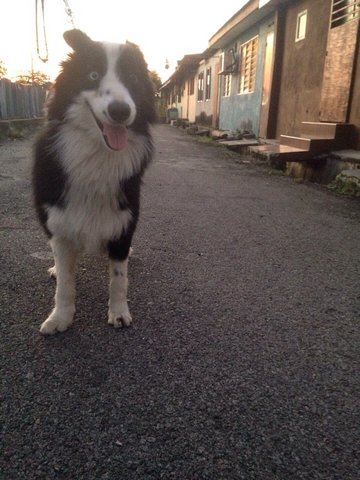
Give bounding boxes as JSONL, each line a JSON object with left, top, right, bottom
{"left": 208, "top": 0, "right": 281, "bottom": 136}
{"left": 161, "top": 0, "right": 360, "bottom": 156}
{"left": 160, "top": 54, "right": 202, "bottom": 123}
{"left": 192, "top": 48, "right": 219, "bottom": 127}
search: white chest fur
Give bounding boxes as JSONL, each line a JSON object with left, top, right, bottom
{"left": 46, "top": 124, "right": 148, "bottom": 253}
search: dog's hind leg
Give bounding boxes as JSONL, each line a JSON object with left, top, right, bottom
{"left": 40, "top": 237, "right": 77, "bottom": 335}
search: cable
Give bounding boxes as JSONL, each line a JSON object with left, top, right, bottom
{"left": 63, "top": 0, "right": 76, "bottom": 28}
{"left": 35, "top": 0, "right": 49, "bottom": 63}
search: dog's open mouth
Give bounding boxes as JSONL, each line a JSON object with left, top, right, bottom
{"left": 102, "top": 122, "right": 128, "bottom": 151}
{"left": 88, "top": 104, "right": 128, "bottom": 151}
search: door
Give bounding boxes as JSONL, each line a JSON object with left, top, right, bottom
{"left": 259, "top": 30, "right": 274, "bottom": 138}
{"left": 320, "top": 20, "right": 359, "bottom": 122}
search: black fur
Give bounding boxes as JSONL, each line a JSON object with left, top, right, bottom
{"left": 32, "top": 29, "right": 155, "bottom": 253}
{"left": 32, "top": 125, "right": 68, "bottom": 237}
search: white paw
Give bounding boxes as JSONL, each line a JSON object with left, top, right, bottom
{"left": 40, "top": 309, "right": 74, "bottom": 335}
{"left": 48, "top": 265, "right": 57, "bottom": 279}
{"left": 108, "top": 303, "right": 132, "bottom": 328}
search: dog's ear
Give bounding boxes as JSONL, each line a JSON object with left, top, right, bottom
{"left": 63, "top": 29, "right": 92, "bottom": 51}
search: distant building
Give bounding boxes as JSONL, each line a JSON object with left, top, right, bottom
{"left": 161, "top": 0, "right": 360, "bottom": 152}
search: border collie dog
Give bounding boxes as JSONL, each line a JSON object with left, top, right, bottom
{"left": 33, "top": 29, "right": 156, "bottom": 334}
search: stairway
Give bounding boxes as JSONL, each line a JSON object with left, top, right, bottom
{"left": 250, "top": 122, "right": 354, "bottom": 162}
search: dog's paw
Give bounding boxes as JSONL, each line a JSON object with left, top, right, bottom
{"left": 108, "top": 303, "right": 132, "bottom": 328}
{"left": 48, "top": 265, "right": 57, "bottom": 279}
{"left": 40, "top": 309, "right": 74, "bottom": 335}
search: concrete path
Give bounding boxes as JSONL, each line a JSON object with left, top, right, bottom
{"left": 1, "top": 125, "right": 359, "bottom": 479}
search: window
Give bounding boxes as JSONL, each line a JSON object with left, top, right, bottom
{"left": 238, "top": 36, "right": 258, "bottom": 94}
{"left": 205, "top": 68, "right": 211, "bottom": 100}
{"left": 331, "top": 0, "right": 360, "bottom": 28}
{"left": 220, "top": 51, "right": 232, "bottom": 97}
{"left": 223, "top": 74, "right": 231, "bottom": 97}
{"left": 295, "top": 10, "right": 307, "bottom": 41}
{"left": 175, "top": 85, "right": 182, "bottom": 103}
{"left": 197, "top": 72, "right": 204, "bottom": 101}
{"left": 189, "top": 76, "right": 195, "bottom": 95}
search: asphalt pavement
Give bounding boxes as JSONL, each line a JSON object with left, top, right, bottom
{"left": 1, "top": 125, "right": 359, "bottom": 479}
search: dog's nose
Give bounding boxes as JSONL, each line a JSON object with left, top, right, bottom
{"left": 108, "top": 100, "right": 131, "bottom": 123}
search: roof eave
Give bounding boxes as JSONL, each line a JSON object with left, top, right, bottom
{"left": 209, "top": 0, "right": 286, "bottom": 50}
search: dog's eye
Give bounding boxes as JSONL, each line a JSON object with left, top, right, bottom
{"left": 88, "top": 71, "right": 99, "bottom": 81}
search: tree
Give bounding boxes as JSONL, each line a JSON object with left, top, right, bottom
{"left": 0, "top": 60, "right": 7, "bottom": 79}
{"left": 16, "top": 70, "right": 50, "bottom": 86}
{"left": 149, "top": 70, "right": 162, "bottom": 96}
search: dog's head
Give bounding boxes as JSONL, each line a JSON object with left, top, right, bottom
{"left": 48, "top": 29, "right": 156, "bottom": 151}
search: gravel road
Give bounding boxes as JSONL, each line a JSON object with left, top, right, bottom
{"left": 1, "top": 125, "right": 359, "bottom": 479}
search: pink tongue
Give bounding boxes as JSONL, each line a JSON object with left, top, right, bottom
{"left": 103, "top": 124, "right": 128, "bottom": 150}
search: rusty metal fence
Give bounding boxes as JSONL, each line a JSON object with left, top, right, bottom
{"left": 0, "top": 79, "right": 47, "bottom": 120}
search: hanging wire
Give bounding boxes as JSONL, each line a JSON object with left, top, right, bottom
{"left": 63, "top": 0, "right": 76, "bottom": 28}
{"left": 35, "top": 0, "right": 75, "bottom": 64}
{"left": 35, "top": 0, "right": 49, "bottom": 63}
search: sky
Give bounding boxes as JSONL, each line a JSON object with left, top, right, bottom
{"left": 0, "top": 0, "right": 247, "bottom": 83}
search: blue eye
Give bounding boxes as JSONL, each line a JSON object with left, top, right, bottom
{"left": 89, "top": 71, "right": 99, "bottom": 81}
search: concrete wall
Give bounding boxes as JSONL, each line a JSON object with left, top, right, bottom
{"left": 320, "top": 20, "right": 359, "bottom": 123}
{"left": 195, "top": 54, "right": 221, "bottom": 125}
{"left": 218, "top": 17, "right": 273, "bottom": 135}
{"left": 275, "top": 0, "right": 332, "bottom": 137}
{"left": 186, "top": 76, "right": 197, "bottom": 123}
{"left": 0, "top": 79, "right": 47, "bottom": 120}
{"left": 167, "top": 77, "right": 197, "bottom": 123}
{"left": 349, "top": 26, "right": 360, "bottom": 149}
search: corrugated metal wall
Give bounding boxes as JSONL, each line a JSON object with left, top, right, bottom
{"left": 0, "top": 79, "right": 47, "bottom": 120}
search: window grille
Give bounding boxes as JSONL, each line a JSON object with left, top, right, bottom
{"left": 189, "top": 77, "right": 195, "bottom": 96}
{"left": 331, "top": 0, "right": 360, "bottom": 28}
{"left": 238, "top": 36, "right": 258, "bottom": 94}
{"left": 205, "top": 68, "right": 212, "bottom": 100}
{"left": 197, "top": 72, "right": 204, "bottom": 101}
{"left": 223, "top": 74, "right": 231, "bottom": 96}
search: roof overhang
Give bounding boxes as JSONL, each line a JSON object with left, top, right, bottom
{"left": 160, "top": 54, "right": 203, "bottom": 90}
{"left": 209, "top": 0, "right": 288, "bottom": 49}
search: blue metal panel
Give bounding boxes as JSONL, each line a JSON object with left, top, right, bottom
{"left": 218, "top": 18, "right": 273, "bottom": 136}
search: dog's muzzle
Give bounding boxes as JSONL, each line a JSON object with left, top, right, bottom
{"left": 87, "top": 101, "right": 129, "bottom": 151}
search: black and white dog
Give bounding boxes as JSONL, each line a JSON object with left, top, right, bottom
{"left": 33, "top": 29, "right": 156, "bottom": 334}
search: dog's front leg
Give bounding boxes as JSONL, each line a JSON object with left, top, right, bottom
{"left": 108, "top": 257, "right": 132, "bottom": 328}
{"left": 40, "top": 237, "right": 77, "bottom": 335}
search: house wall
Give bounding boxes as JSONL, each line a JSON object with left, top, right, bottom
{"left": 195, "top": 55, "right": 220, "bottom": 125}
{"left": 349, "top": 26, "right": 360, "bottom": 149}
{"left": 320, "top": 20, "right": 359, "bottom": 122}
{"left": 275, "top": 0, "right": 332, "bottom": 137}
{"left": 186, "top": 76, "right": 197, "bottom": 123}
{"left": 166, "top": 77, "right": 196, "bottom": 123}
{"left": 218, "top": 16, "right": 274, "bottom": 135}
{"left": 179, "top": 81, "right": 187, "bottom": 120}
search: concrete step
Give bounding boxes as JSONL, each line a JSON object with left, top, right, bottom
{"left": 280, "top": 135, "right": 311, "bottom": 150}
{"left": 301, "top": 122, "right": 338, "bottom": 139}
{"left": 249, "top": 144, "right": 312, "bottom": 162}
{"left": 301, "top": 121, "right": 352, "bottom": 141}
{"left": 280, "top": 135, "right": 335, "bottom": 154}
{"left": 219, "top": 139, "right": 259, "bottom": 151}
